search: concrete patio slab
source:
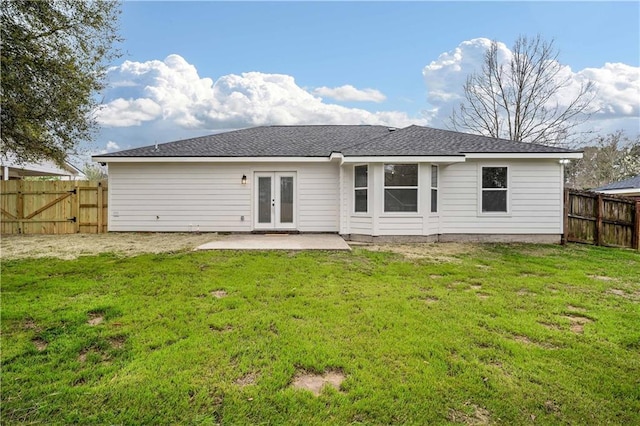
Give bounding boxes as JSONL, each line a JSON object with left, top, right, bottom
{"left": 196, "top": 234, "right": 351, "bottom": 251}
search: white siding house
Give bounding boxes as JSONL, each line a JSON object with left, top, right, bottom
{"left": 94, "top": 125, "right": 581, "bottom": 242}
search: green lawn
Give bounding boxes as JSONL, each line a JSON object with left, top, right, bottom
{"left": 2, "top": 243, "right": 639, "bottom": 424}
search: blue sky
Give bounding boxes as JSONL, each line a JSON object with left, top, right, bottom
{"left": 90, "top": 1, "right": 640, "bottom": 156}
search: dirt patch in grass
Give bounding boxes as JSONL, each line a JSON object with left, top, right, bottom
{"left": 567, "top": 304, "right": 587, "bottom": 312}
{"left": 470, "top": 284, "right": 482, "bottom": 290}
{"left": 211, "top": 290, "right": 227, "bottom": 299}
{"left": 23, "top": 318, "right": 40, "bottom": 331}
{"left": 0, "top": 233, "right": 219, "bottom": 260}
{"left": 210, "top": 324, "right": 233, "bottom": 332}
{"left": 517, "top": 289, "right": 536, "bottom": 296}
{"left": 235, "top": 372, "right": 258, "bottom": 387}
{"left": 362, "top": 243, "right": 474, "bottom": 262}
{"left": 564, "top": 314, "right": 592, "bottom": 334}
{"left": 608, "top": 288, "right": 639, "bottom": 301}
{"left": 109, "top": 336, "right": 126, "bottom": 349}
{"left": 32, "top": 338, "right": 47, "bottom": 351}
{"left": 448, "top": 402, "right": 491, "bottom": 425}
{"left": 588, "top": 274, "right": 615, "bottom": 281}
{"left": 87, "top": 314, "right": 104, "bottom": 326}
{"left": 291, "top": 370, "right": 345, "bottom": 396}
{"left": 511, "top": 334, "right": 558, "bottom": 349}
{"left": 513, "top": 334, "right": 534, "bottom": 345}
{"left": 539, "top": 321, "right": 562, "bottom": 331}
{"left": 423, "top": 296, "right": 439, "bottom": 304}
{"left": 476, "top": 292, "right": 490, "bottom": 300}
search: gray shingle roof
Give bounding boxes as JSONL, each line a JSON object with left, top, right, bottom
{"left": 342, "top": 125, "right": 578, "bottom": 155}
{"left": 98, "top": 125, "right": 391, "bottom": 157}
{"left": 594, "top": 174, "right": 640, "bottom": 191}
{"left": 96, "top": 125, "right": 580, "bottom": 158}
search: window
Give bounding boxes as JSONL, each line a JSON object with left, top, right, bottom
{"left": 354, "top": 165, "right": 368, "bottom": 213}
{"left": 384, "top": 164, "right": 418, "bottom": 212}
{"left": 430, "top": 165, "right": 438, "bottom": 213}
{"left": 481, "top": 166, "right": 508, "bottom": 212}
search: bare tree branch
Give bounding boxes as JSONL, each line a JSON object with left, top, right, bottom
{"left": 450, "top": 35, "right": 596, "bottom": 146}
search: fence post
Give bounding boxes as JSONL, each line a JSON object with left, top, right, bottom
{"left": 97, "top": 182, "right": 104, "bottom": 234}
{"left": 562, "top": 189, "right": 569, "bottom": 245}
{"left": 595, "top": 194, "right": 603, "bottom": 246}
{"left": 634, "top": 200, "right": 640, "bottom": 250}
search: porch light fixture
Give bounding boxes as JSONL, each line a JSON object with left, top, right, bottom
{"left": 241, "top": 174, "right": 247, "bottom": 185}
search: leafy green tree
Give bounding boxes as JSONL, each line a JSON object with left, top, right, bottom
{"left": 1, "top": 0, "right": 121, "bottom": 166}
{"left": 450, "top": 35, "right": 596, "bottom": 146}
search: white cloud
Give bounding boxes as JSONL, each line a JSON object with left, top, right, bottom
{"left": 106, "top": 141, "right": 120, "bottom": 151}
{"left": 96, "top": 55, "right": 422, "bottom": 140}
{"left": 578, "top": 62, "right": 640, "bottom": 117}
{"left": 422, "top": 38, "right": 640, "bottom": 137}
{"left": 313, "top": 85, "right": 386, "bottom": 102}
{"left": 97, "top": 98, "right": 162, "bottom": 127}
{"left": 92, "top": 44, "right": 638, "bottom": 153}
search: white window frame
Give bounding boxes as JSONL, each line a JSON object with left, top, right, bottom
{"left": 353, "top": 164, "right": 369, "bottom": 214}
{"left": 478, "top": 165, "right": 510, "bottom": 216}
{"left": 383, "top": 163, "right": 419, "bottom": 214}
{"left": 430, "top": 165, "right": 438, "bottom": 214}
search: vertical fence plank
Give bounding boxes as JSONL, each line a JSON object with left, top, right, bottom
{"left": 73, "top": 182, "right": 80, "bottom": 233}
{"left": 562, "top": 189, "right": 569, "bottom": 245}
{"left": 634, "top": 200, "right": 640, "bottom": 250}
{"left": 97, "top": 182, "right": 104, "bottom": 234}
{"left": 595, "top": 194, "right": 603, "bottom": 246}
{"left": 16, "top": 181, "right": 24, "bottom": 234}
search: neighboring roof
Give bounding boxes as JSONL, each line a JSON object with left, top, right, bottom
{"left": 1, "top": 154, "right": 82, "bottom": 178}
{"left": 594, "top": 174, "right": 640, "bottom": 191}
{"left": 94, "top": 124, "right": 580, "bottom": 159}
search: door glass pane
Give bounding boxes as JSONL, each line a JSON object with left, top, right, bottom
{"left": 280, "top": 176, "right": 293, "bottom": 223}
{"left": 258, "top": 177, "right": 271, "bottom": 223}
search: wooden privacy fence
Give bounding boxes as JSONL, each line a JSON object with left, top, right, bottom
{"left": 1, "top": 180, "right": 107, "bottom": 234}
{"left": 564, "top": 189, "right": 640, "bottom": 249}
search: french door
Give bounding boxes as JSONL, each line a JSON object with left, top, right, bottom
{"left": 254, "top": 172, "right": 296, "bottom": 230}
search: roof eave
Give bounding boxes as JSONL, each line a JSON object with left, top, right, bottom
{"left": 341, "top": 155, "right": 466, "bottom": 163}
{"left": 92, "top": 155, "right": 336, "bottom": 163}
{"left": 463, "top": 152, "right": 583, "bottom": 159}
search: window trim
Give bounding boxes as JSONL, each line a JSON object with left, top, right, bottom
{"left": 353, "top": 164, "right": 368, "bottom": 214}
{"left": 478, "top": 165, "right": 510, "bottom": 216}
{"left": 430, "top": 165, "right": 438, "bottom": 214}
{"left": 383, "top": 163, "right": 419, "bottom": 214}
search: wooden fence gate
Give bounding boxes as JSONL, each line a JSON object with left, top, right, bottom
{"left": 1, "top": 180, "right": 108, "bottom": 234}
{"left": 564, "top": 189, "right": 640, "bottom": 249}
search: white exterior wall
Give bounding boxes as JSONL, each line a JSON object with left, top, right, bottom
{"left": 108, "top": 162, "right": 339, "bottom": 232}
{"left": 439, "top": 159, "right": 563, "bottom": 234}
{"left": 341, "top": 159, "right": 564, "bottom": 237}
{"left": 108, "top": 158, "right": 564, "bottom": 237}
{"left": 343, "top": 163, "right": 434, "bottom": 237}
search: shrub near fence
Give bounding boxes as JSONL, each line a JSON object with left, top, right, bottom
{"left": 564, "top": 189, "right": 640, "bottom": 250}
{"left": 1, "top": 180, "right": 107, "bottom": 234}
